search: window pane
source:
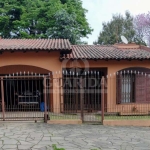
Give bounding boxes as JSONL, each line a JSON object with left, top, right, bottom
{"left": 121, "top": 75, "right": 131, "bottom": 103}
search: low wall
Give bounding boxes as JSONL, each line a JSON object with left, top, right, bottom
{"left": 103, "top": 120, "right": 150, "bottom": 127}
{"left": 47, "top": 119, "right": 82, "bottom": 125}
{"left": 107, "top": 103, "right": 150, "bottom": 114}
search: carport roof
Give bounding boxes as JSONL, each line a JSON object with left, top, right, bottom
{"left": 0, "top": 39, "right": 72, "bottom": 53}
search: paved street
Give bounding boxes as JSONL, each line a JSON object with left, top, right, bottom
{"left": 0, "top": 123, "right": 150, "bottom": 150}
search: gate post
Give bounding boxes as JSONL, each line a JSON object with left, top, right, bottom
{"left": 101, "top": 76, "right": 105, "bottom": 124}
{"left": 44, "top": 77, "right": 47, "bottom": 123}
{"left": 80, "top": 78, "right": 84, "bottom": 123}
{"left": 1, "top": 77, "right": 5, "bottom": 121}
{"left": 59, "top": 78, "right": 63, "bottom": 113}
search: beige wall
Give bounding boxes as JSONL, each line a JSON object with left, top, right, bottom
{"left": 1, "top": 52, "right": 150, "bottom": 113}
{"left": 103, "top": 60, "right": 150, "bottom": 113}
{"left": 63, "top": 59, "right": 150, "bottom": 113}
{"left": 0, "top": 52, "right": 62, "bottom": 72}
{"left": 0, "top": 52, "right": 62, "bottom": 113}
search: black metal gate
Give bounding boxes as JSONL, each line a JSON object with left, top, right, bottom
{"left": 0, "top": 70, "right": 105, "bottom": 123}
{"left": 0, "top": 74, "right": 50, "bottom": 122}
{"left": 56, "top": 69, "right": 105, "bottom": 123}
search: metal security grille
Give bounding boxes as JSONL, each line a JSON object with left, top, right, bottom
{"left": 0, "top": 70, "right": 106, "bottom": 123}
{"left": 0, "top": 74, "right": 50, "bottom": 122}
{"left": 62, "top": 68, "right": 105, "bottom": 113}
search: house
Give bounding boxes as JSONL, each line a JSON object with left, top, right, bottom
{"left": 0, "top": 38, "right": 150, "bottom": 119}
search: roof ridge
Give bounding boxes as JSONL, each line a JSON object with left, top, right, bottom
{"left": 72, "top": 45, "right": 113, "bottom": 47}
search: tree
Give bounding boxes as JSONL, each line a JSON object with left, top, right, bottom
{"left": 0, "top": 0, "right": 92, "bottom": 44}
{"left": 94, "top": 11, "right": 146, "bottom": 45}
{"left": 134, "top": 12, "right": 150, "bottom": 46}
{"left": 47, "top": 9, "right": 84, "bottom": 44}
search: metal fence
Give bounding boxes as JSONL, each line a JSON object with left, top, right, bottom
{"left": 1, "top": 69, "right": 150, "bottom": 123}
{"left": 0, "top": 74, "right": 49, "bottom": 122}
{"left": 105, "top": 70, "right": 150, "bottom": 121}
{"left": 49, "top": 69, "right": 104, "bottom": 123}
{"left": 0, "top": 70, "right": 104, "bottom": 123}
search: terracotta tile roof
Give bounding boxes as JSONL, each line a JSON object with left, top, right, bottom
{"left": 1, "top": 39, "right": 150, "bottom": 60}
{"left": 60, "top": 45, "right": 150, "bottom": 60}
{"left": 0, "top": 39, "right": 72, "bottom": 52}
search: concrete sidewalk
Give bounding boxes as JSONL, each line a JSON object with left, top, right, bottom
{"left": 0, "top": 123, "right": 149, "bottom": 150}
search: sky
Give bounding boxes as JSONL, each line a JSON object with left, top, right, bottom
{"left": 81, "top": 0, "right": 150, "bottom": 44}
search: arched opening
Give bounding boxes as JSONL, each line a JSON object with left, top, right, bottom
{"left": 118, "top": 67, "right": 150, "bottom": 73}
{"left": 117, "top": 67, "right": 150, "bottom": 104}
{"left": 0, "top": 65, "right": 51, "bottom": 75}
{"left": 0, "top": 65, "right": 53, "bottom": 119}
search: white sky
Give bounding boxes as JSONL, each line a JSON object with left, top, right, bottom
{"left": 81, "top": 0, "right": 150, "bottom": 44}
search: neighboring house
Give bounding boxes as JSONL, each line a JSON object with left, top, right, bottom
{"left": 0, "top": 38, "right": 150, "bottom": 116}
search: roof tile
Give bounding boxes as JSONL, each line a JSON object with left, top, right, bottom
{"left": 0, "top": 39, "right": 72, "bottom": 51}
{"left": 61, "top": 45, "right": 150, "bottom": 60}
{"left": 1, "top": 39, "right": 150, "bottom": 60}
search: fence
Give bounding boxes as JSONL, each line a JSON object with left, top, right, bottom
{"left": 105, "top": 69, "right": 150, "bottom": 121}
{"left": 0, "top": 74, "right": 49, "bottom": 122}
{"left": 0, "top": 70, "right": 104, "bottom": 123}
{"left": 49, "top": 69, "right": 105, "bottom": 123}
{"left": 1, "top": 69, "right": 150, "bottom": 124}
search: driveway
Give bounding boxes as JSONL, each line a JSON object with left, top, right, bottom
{"left": 0, "top": 123, "right": 149, "bottom": 150}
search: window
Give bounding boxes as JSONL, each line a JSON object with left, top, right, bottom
{"left": 121, "top": 74, "right": 132, "bottom": 103}
{"left": 117, "top": 68, "right": 150, "bottom": 104}
{"left": 117, "top": 74, "right": 135, "bottom": 103}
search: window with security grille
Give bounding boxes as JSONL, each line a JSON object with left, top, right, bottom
{"left": 116, "top": 67, "right": 150, "bottom": 104}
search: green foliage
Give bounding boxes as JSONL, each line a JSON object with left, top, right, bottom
{"left": 0, "top": 0, "right": 92, "bottom": 44}
{"left": 133, "top": 37, "right": 146, "bottom": 46}
{"left": 47, "top": 9, "right": 85, "bottom": 44}
{"left": 52, "top": 144, "right": 65, "bottom": 150}
{"left": 94, "top": 11, "right": 146, "bottom": 45}
{"left": 52, "top": 145, "right": 99, "bottom": 150}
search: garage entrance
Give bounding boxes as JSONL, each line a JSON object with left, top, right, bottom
{"left": 0, "top": 74, "right": 51, "bottom": 121}
{"left": 0, "top": 64, "right": 52, "bottom": 121}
